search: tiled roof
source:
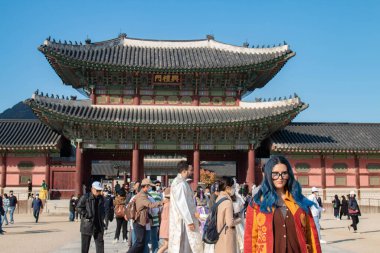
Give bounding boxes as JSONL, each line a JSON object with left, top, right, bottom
{"left": 26, "top": 95, "right": 307, "bottom": 128}
{"left": 270, "top": 123, "right": 380, "bottom": 153}
{"left": 0, "top": 120, "right": 61, "bottom": 150}
{"left": 39, "top": 36, "right": 294, "bottom": 71}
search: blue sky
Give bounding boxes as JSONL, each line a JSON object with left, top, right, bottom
{"left": 0, "top": 0, "right": 379, "bottom": 122}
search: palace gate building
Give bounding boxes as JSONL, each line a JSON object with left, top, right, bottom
{"left": 1, "top": 34, "right": 380, "bottom": 200}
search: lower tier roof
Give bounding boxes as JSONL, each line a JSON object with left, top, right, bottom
{"left": 26, "top": 95, "right": 306, "bottom": 128}
{"left": 0, "top": 120, "right": 61, "bottom": 151}
{"left": 271, "top": 123, "right": 380, "bottom": 153}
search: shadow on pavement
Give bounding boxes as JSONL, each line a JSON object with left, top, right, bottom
{"left": 328, "top": 238, "right": 364, "bottom": 244}
{"left": 359, "top": 229, "right": 380, "bottom": 234}
{"left": 9, "top": 229, "right": 61, "bottom": 235}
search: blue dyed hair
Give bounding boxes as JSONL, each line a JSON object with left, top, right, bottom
{"left": 253, "top": 155, "right": 314, "bottom": 213}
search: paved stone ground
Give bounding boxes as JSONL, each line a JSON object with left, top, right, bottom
{"left": 1, "top": 212, "right": 380, "bottom": 252}
{"left": 54, "top": 219, "right": 131, "bottom": 253}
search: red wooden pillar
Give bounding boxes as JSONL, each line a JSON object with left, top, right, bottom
{"left": 133, "top": 87, "right": 140, "bottom": 105}
{"left": 1, "top": 153, "right": 6, "bottom": 194}
{"left": 193, "top": 147, "right": 200, "bottom": 190}
{"left": 320, "top": 155, "right": 327, "bottom": 200}
{"left": 90, "top": 87, "right": 96, "bottom": 105}
{"left": 45, "top": 153, "right": 50, "bottom": 189}
{"left": 76, "top": 142, "right": 83, "bottom": 195}
{"left": 163, "top": 174, "right": 169, "bottom": 187}
{"left": 246, "top": 146, "right": 255, "bottom": 189}
{"left": 192, "top": 95, "right": 199, "bottom": 106}
{"left": 354, "top": 155, "right": 361, "bottom": 199}
{"left": 132, "top": 143, "right": 140, "bottom": 182}
{"left": 139, "top": 150, "right": 144, "bottom": 181}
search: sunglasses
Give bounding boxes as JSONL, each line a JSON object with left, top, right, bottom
{"left": 271, "top": 171, "right": 289, "bottom": 180}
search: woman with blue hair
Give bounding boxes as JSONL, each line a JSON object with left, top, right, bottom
{"left": 244, "top": 156, "right": 321, "bottom": 253}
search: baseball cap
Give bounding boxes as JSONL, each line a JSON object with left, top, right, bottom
{"left": 311, "top": 187, "right": 319, "bottom": 193}
{"left": 141, "top": 178, "right": 155, "bottom": 187}
{"left": 92, "top": 181, "right": 102, "bottom": 190}
{"left": 350, "top": 190, "right": 355, "bottom": 195}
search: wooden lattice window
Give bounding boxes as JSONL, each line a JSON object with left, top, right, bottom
{"left": 333, "top": 163, "right": 348, "bottom": 173}
{"left": 367, "top": 164, "right": 380, "bottom": 172}
{"left": 295, "top": 163, "right": 311, "bottom": 173}
{"left": 335, "top": 176, "right": 347, "bottom": 186}
{"left": 297, "top": 176, "right": 309, "bottom": 186}
{"left": 18, "top": 162, "right": 34, "bottom": 170}
{"left": 369, "top": 176, "right": 380, "bottom": 186}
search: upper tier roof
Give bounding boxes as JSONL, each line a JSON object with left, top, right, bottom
{"left": 0, "top": 120, "right": 61, "bottom": 151}
{"left": 270, "top": 123, "right": 380, "bottom": 153}
{"left": 39, "top": 35, "right": 294, "bottom": 71}
{"left": 26, "top": 94, "right": 307, "bottom": 128}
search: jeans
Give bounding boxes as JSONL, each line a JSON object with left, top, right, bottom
{"left": 114, "top": 217, "right": 128, "bottom": 240}
{"left": 127, "top": 222, "right": 146, "bottom": 253}
{"left": 33, "top": 209, "right": 40, "bottom": 223}
{"left": 1, "top": 206, "right": 8, "bottom": 225}
{"left": 312, "top": 215, "right": 321, "bottom": 240}
{"left": 9, "top": 206, "right": 15, "bottom": 223}
{"left": 150, "top": 226, "right": 159, "bottom": 253}
{"left": 131, "top": 227, "right": 136, "bottom": 245}
{"left": 81, "top": 230, "right": 104, "bottom": 253}
{"left": 143, "top": 229, "right": 151, "bottom": 253}
{"left": 69, "top": 211, "right": 75, "bottom": 221}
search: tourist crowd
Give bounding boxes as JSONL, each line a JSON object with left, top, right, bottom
{"left": 0, "top": 155, "right": 363, "bottom": 253}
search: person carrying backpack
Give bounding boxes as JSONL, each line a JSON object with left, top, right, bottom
{"left": 210, "top": 176, "right": 241, "bottom": 253}
{"left": 113, "top": 191, "right": 127, "bottom": 243}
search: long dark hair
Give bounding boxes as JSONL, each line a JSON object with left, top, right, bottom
{"left": 253, "top": 156, "right": 314, "bottom": 213}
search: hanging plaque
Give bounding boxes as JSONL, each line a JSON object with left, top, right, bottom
{"left": 153, "top": 74, "right": 181, "bottom": 85}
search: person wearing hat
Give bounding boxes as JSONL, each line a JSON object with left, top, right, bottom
{"left": 76, "top": 181, "right": 105, "bottom": 253}
{"left": 127, "top": 178, "right": 165, "bottom": 253}
{"left": 31, "top": 193, "right": 43, "bottom": 223}
{"left": 307, "top": 187, "right": 326, "bottom": 243}
{"left": 348, "top": 190, "right": 361, "bottom": 233}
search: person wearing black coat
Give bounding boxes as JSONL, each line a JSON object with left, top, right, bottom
{"left": 103, "top": 191, "right": 114, "bottom": 230}
{"left": 340, "top": 195, "right": 349, "bottom": 220}
{"left": 76, "top": 181, "right": 105, "bottom": 253}
{"left": 0, "top": 195, "right": 5, "bottom": 234}
{"left": 332, "top": 194, "right": 341, "bottom": 219}
{"left": 348, "top": 191, "right": 361, "bottom": 232}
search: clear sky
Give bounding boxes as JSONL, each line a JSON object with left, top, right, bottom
{"left": 0, "top": 0, "right": 379, "bottom": 122}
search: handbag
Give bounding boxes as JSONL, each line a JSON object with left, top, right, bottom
{"left": 348, "top": 209, "right": 359, "bottom": 215}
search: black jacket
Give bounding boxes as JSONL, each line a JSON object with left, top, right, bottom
{"left": 103, "top": 195, "right": 114, "bottom": 213}
{"left": 76, "top": 193, "right": 105, "bottom": 235}
{"left": 0, "top": 196, "right": 4, "bottom": 216}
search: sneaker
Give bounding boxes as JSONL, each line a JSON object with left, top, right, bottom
{"left": 113, "top": 239, "right": 118, "bottom": 244}
{"left": 123, "top": 239, "right": 127, "bottom": 243}
{"left": 320, "top": 240, "right": 327, "bottom": 244}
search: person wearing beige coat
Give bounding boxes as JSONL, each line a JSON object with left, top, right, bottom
{"left": 215, "top": 177, "right": 241, "bottom": 253}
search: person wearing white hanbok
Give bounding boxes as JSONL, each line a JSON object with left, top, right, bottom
{"left": 169, "top": 161, "right": 203, "bottom": 253}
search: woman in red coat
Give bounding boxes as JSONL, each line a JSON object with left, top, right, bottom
{"left": 244, "top": 156, "right": 321, "bottom": 253}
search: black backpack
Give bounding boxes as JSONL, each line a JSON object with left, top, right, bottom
{"left": 202, "top": 197, "right": 228, "bottom": 244}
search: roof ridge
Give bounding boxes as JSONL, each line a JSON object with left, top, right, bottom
{"left": 290, "top": 122, "right": 380, "bottom": 126}
{"left": 0, "top": 119, "right": 41, "bottom": 123}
